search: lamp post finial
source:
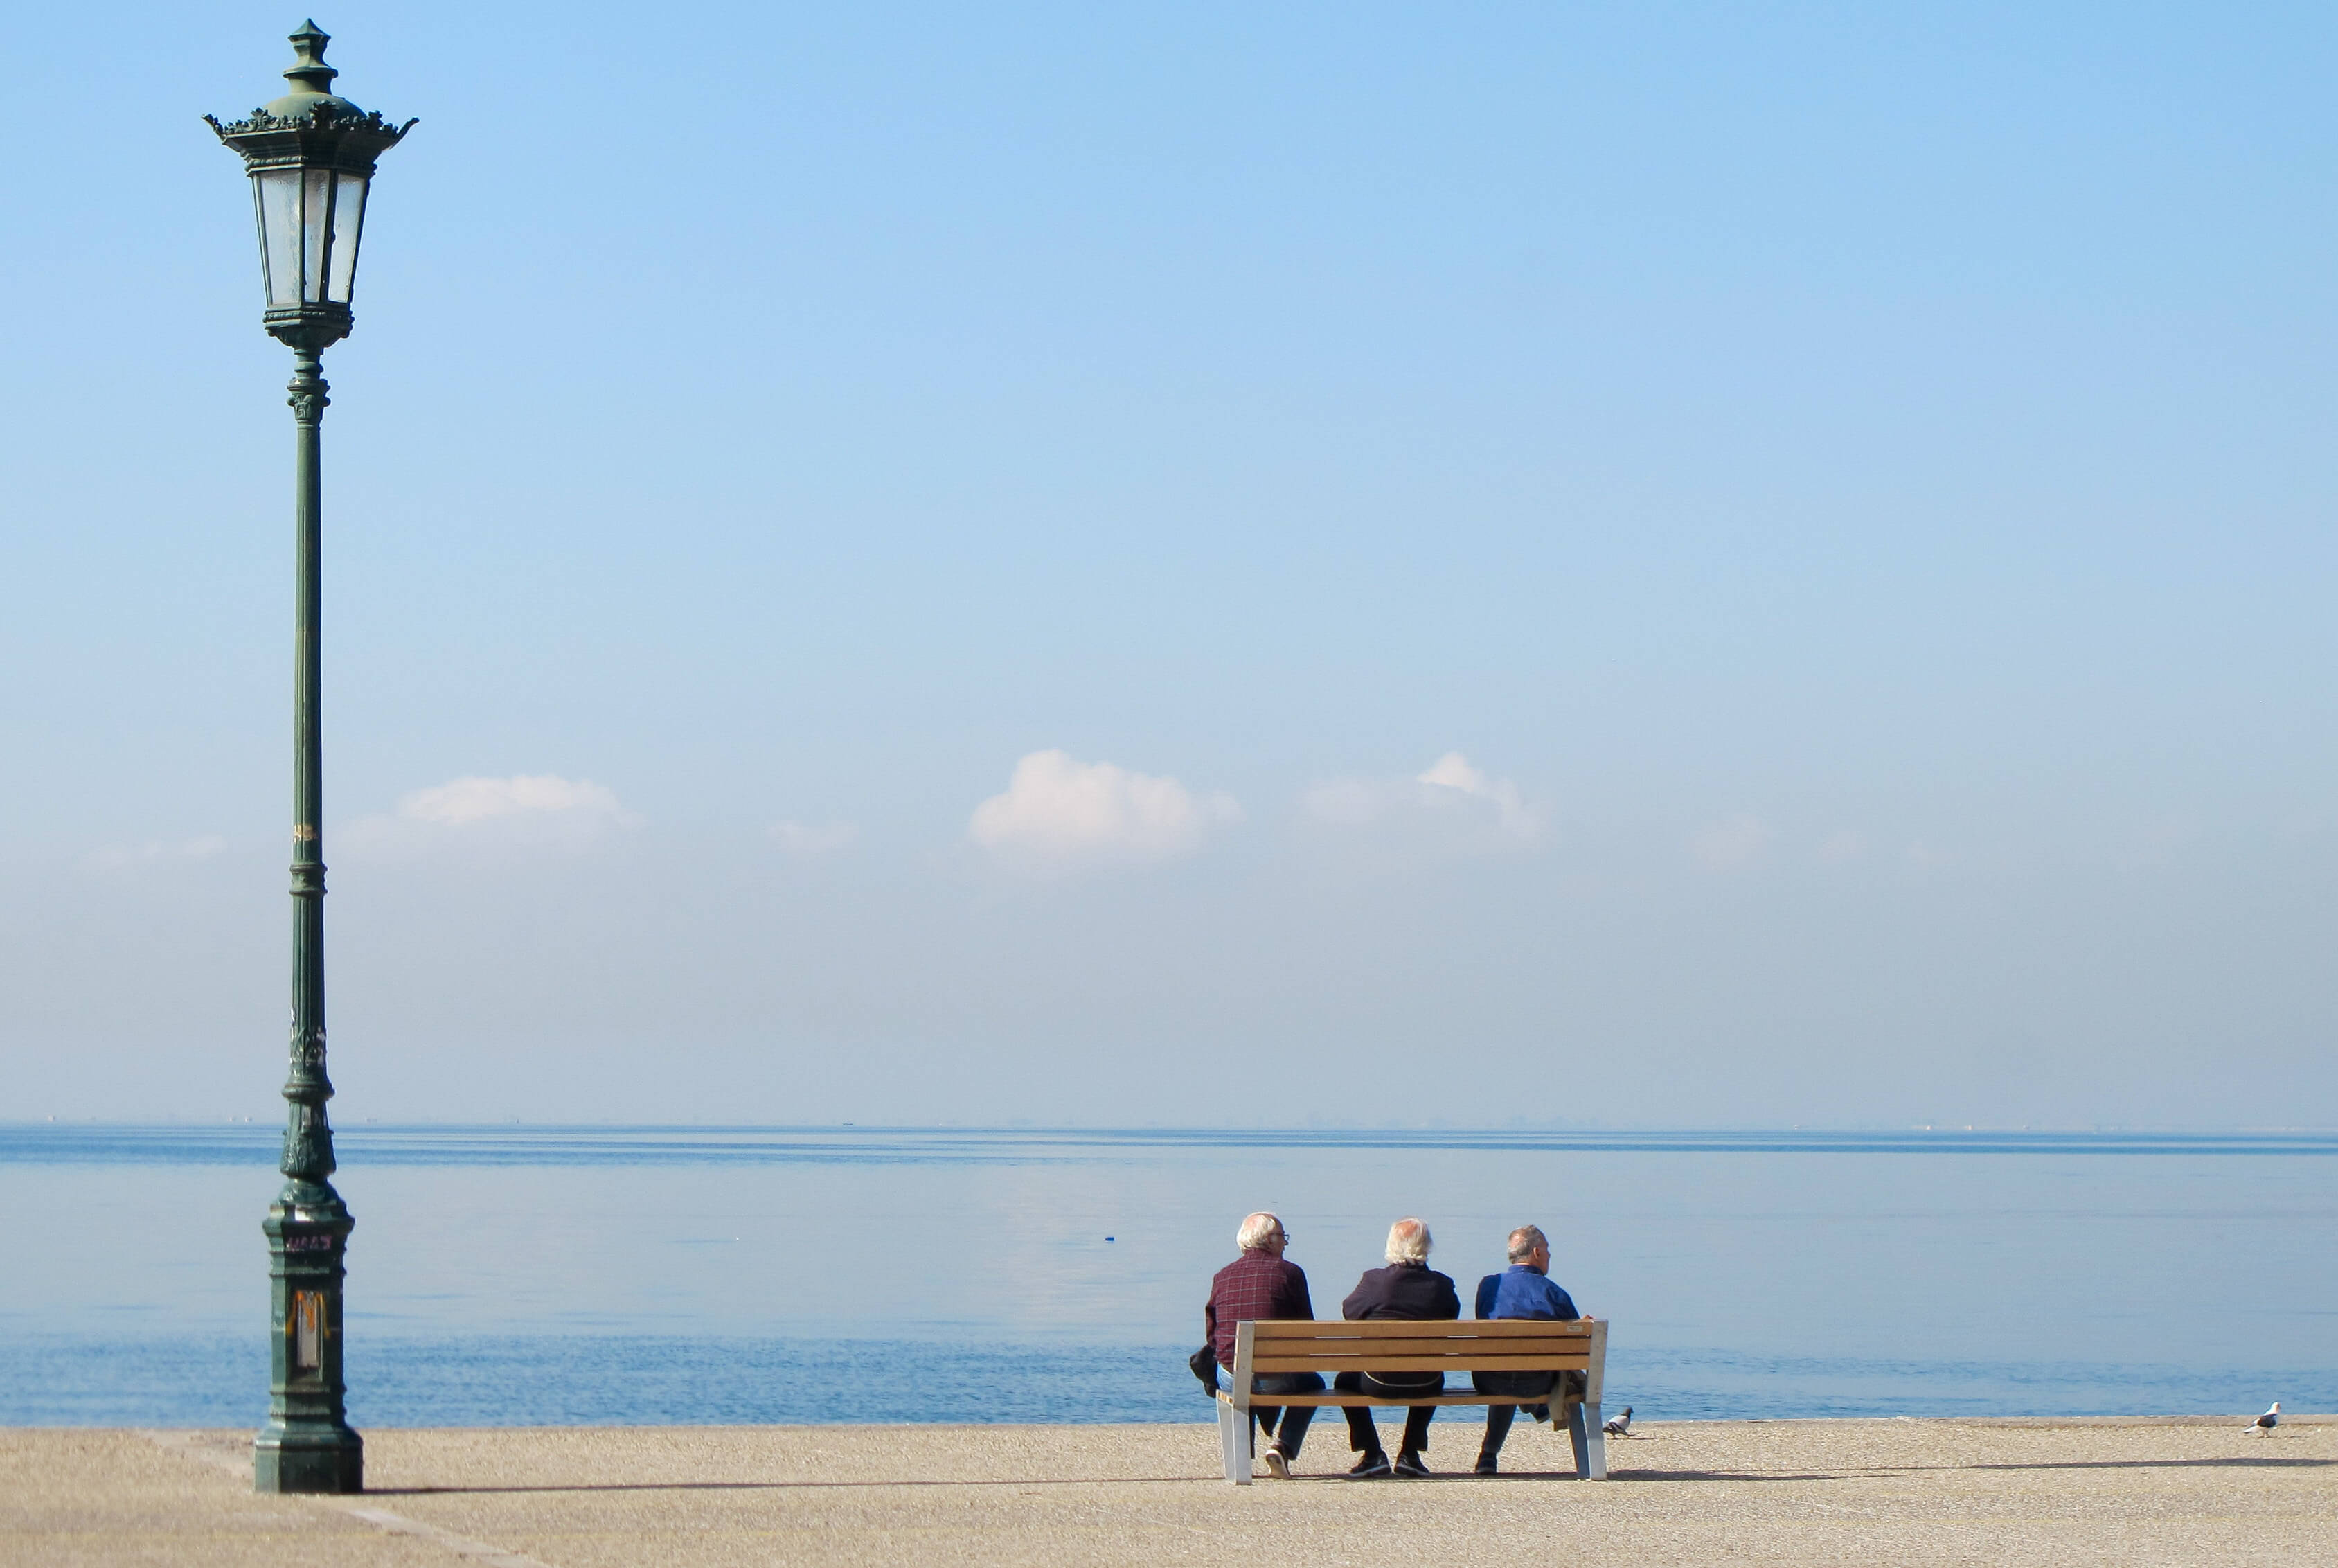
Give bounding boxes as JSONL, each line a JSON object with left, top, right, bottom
{"left": 284, "top": 20, "right": 338, "bottom": 97}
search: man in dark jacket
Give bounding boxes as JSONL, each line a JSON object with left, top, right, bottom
{"left": 1335, "top": 1217, "right": 1459, "bottom": 1478}
{"left": 1470, "top": 1222, "right": 1582, "bottom": 1475}
{"left": 1204, "top": 1211, "right": 1319, "bottom": 1479}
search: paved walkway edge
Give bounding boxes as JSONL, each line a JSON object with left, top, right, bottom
{"left": 139, "top": 1429, "right": 555, "bottom": 1568}
{"left": 1728, "top": 1412, "right": 2334, "bottom": 1427}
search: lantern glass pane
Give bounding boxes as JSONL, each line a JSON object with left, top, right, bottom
{"left": 302, "top": 169, "right": 334, "bottom": 303}
{"left": 325, "top": 173, "right": 368, "bottom": 305}
{"left": 256, "top": 169, "right": 305, "bottom": 308}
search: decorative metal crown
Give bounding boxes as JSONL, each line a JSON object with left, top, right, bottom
{"left": 205, "top": 104, "right": 417, "bottom": 142}
{"left": 204, "top": 21, "right": 416, "bottom": 173}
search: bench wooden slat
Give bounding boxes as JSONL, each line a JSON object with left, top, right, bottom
{"left": 1249, "top": 1319, "right": 1592, "bottom": 1339}
{"left": 1250, "top": 1356, "right": 1592, "bottom": 1371}
{"left": 1239, "top": 1391, "right": 1577, "bottom": 1407}
{"left": 1251, "top": 1337, "right": 1591, "bottom": 1351}
{"left": 1253, "top": 1344, "right": 1592, "bottom": 1358}
{"left": 1252, "top": 1354, "right": 1588, "bottom": 1374}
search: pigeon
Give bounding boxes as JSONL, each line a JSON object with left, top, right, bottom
{"left": 1603, "top": 1407, "right": 1634, "bottom": 1436}
{"left": 2247, "top": 1402, "right": 2279, "bottom": 1435}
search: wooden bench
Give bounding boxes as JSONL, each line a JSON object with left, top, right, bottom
{"left": 1215, "top": 1317, "right": 1611, "bottom": 1484}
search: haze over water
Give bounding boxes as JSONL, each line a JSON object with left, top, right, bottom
{"left": 5, "top": 1123, "right": 2330, "bottom": 1427}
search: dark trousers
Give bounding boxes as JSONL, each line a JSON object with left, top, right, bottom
{"left": 1227, "top": 1371, "right": 1322, "bottom": 1456}
{"left": 1335, "top": 1371, "right": 1440, "bottom": 1455}
{"left": 1474, "top": 1369, "right": 1559, "bottom": 1459}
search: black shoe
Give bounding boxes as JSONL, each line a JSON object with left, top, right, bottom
{"left": 1527, "top": 1404, "right": 1551, "bottom": 1423}
{"left": 1347, "top": 1452, "right": 1392, "bottom": 1479}
{"left": 1473, "top": 1454, "right": 1498, "bottom": 1476}
{"left": 1393, "top": 1450, "right": 1431, "bottom": 1478}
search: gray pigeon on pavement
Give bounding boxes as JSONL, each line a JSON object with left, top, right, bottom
{"left": 2247, "top": 1402, "right": 2279, "bottom": 1435}
{"left": 1603, "top": 1407, "right": 1633, "bottom": 1436}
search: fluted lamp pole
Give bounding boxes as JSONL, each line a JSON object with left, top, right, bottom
{"left": 206, "top": 19, "right": 413, "bottom": 1496}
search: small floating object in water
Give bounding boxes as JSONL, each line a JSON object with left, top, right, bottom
{"left": 1106, "top": 1236, "right": 1116, "bottom": 1242}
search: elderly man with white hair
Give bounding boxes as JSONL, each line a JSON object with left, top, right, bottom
{"left": 1203, "top": 1211, "right": 1320, "bottom": 1479}
{"left": 1333, "top": 1217, "right": 1460, "bottom": 1478}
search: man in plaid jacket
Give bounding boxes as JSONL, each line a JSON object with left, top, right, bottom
{"left": 1204, "top": 1211, "right": 1319, "bottom": 1478}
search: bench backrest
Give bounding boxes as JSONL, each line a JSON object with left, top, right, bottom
{"left": 1241, "top": 1317, "right": 1605, "bottom": 1391}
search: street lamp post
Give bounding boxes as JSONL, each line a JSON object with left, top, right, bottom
{"left": 207, "top": 19, "right": 413, "bottom": 1496}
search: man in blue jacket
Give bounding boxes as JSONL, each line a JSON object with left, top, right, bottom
{"left": 1471, "top": 1224, "right": 1582, "bottom": 1475}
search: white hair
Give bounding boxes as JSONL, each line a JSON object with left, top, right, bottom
{"left": 1237, "top": 1211, "right": 1284, "bottom": 1251}
{"left": 1384, "top": 1217, "right": 1431, "bottom": 1265}
{"left": 1507, "top": 1224, "right": 1548, "bottom": 1263}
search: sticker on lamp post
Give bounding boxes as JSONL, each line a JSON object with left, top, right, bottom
{"left": 292, "top": 1291, "right": 323, "bottom": 1373}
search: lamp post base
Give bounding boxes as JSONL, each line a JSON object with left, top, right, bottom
{"left": 254, "top": 1425, "right": 364, "bottom": 1494}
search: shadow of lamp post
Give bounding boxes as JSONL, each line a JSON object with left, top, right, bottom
{"left": 206, "top": 19, "right": 413, "bottom": 1496}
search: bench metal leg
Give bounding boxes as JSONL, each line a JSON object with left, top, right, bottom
{"left": 1580, "top": 1401, "right": 1608, "bottom": 1480}
{"left": 1217, "top": 1396, "right": 1251, "bottom": 1486}
{"left": 1566, "top": 1400, "right": 1590, "bottom": 1477}
{"left": 1223, "top": 1321, "right": 1257, "bottom": 1486}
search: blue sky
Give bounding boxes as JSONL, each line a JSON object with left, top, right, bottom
{"left": 3, "top": 2, "right": 2334, "bottom": 1125}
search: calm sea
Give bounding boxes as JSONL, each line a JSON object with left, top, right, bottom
{"left": 2, "top": 1125, "right": 2331, "bottom": 1427}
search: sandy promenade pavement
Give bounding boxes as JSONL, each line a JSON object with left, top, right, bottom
{"left": 7, "top": 1415, "right": 2331, "bottom": 1567}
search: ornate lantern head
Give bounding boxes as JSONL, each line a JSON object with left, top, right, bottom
{"left": 206, "top": 20, "right": 415, "bottom": 353}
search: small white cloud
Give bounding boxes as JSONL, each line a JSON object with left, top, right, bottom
{"left": 86, "top": 835, "right": 228, "bottom": 872}
{"left": 397, "top": 775, "right": 630, "bottom": 827}
{"left": 345, "top": 774, "right": 637, "bottom": 855}
{"left": 1691, "top": 814, "right": 1774, "bottom": 871}
{"left": 1301, "top": 752, "right": 1544, "bottom": 847}
{"left": 1415, "top": 752, "right": 1542, "bottom": 839}
{"left": 969, "top": 750, "right": 1241, "bottom": 871}
{"left": 771, "top": 819, "right": 858, "bottom": 856}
